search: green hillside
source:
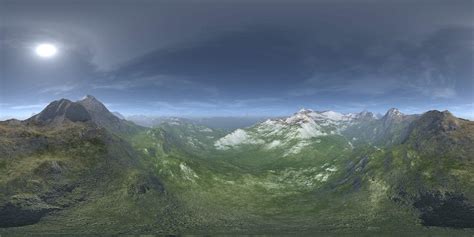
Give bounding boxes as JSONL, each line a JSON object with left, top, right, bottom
{"left": 0, "top": 98, "right": 473, "bottom": 235}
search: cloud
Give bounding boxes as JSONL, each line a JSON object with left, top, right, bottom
{"left": 109, "top": 28, "right": 312, "bottom": 91}
{"left": 39, "top": 84, "right": 77, "bottom": 95}
{"left": 288, "top": 26, "right": 473, "bottom": 101}
{"left": 1, "top": 1, "right": 472, "bottom": 117}
{"left": 10, "top": 103, "right": 47, "bottom": 110}
{"left": 93, "top": 74, "right": 220, "bottom": 97}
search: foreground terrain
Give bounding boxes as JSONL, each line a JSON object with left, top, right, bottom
{"left": 0, "top": 96, "right": 473, "bottom": 234}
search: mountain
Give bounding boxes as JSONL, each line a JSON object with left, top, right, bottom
{"left": 77, "top": 95, "right": 144, "bottom": 136}
{"left": 376, "top": 110, "right": 474, "bottom": 227}
{"left": 127, "top": 115, "right": 271, "bottom": 131}
{"left": 154, "top": 119, "right": 226, "bottom": 154}
{"left": 26, "top": 99, "right": 92, "bottom": 125}
{"left": 0, "top": 96, "right": 176, "bottom": 231}
{"left": 112, "top": 111, "right": 126, "bottom": 120}
{"left": 27, "top": 95, "right": 143, "bottom": 137}
{"left": 213, "top": 108, "right": 401, "bottom": 153}
{"left": 1, "top": 98, "right": 473, "bottom": 234}
{"left": 132, "top": 107, "right": 473, "bottom": 231}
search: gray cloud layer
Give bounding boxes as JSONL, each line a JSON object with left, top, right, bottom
{"left": 1, "top": 0, "right": 473, "bottom": 118}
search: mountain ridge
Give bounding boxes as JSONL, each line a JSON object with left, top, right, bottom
{"left": 1, "top": 95, "right": 473, "bottom": 233}
{"left": 25, "top": 95, "right": 144, "bottom": 137}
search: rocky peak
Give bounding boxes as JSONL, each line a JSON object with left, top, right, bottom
{"left": 385, "top": 108, "right": 403, "bottom": 118}
{"left": 320, "top": 110, "right": 345, "bottom": 121}
{"left": 418, "top": 110, "right": 459, "bottom": 132}
{"left": 297, "top": 108, "right": 313, "bottom": 114}
{"left": 358, "top": 110, "right": 375, "bottom": 118}
{"left": 83, "top": 94, "right": 96, "bottom": 100}
{"left": 78, "top": 95, "right": 109, "bottom": 114}
{"left": 27, "top": 99, "right": 91, "bottom": 124}
{"left": 286, "top": 111, "right": 313, "bottom": 124}
{"left": 25, "top": 95, "right": 142, "bottom": 135}
{"left": 346, "top": 110, "right": 376, "bottom": 121}
{"left": 381, "top": 108, "right": 405, "bottom": 127}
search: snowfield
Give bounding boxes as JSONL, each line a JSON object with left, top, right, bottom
{"left": 215, "top": 129, "right": 264, "bottom": 150}
{"left": 214, "top": 109, "right": 375, "bottom": 153}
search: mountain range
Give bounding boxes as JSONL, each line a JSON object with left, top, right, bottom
{"left": 0, "top": 96, "right": 473, "bottom": 234}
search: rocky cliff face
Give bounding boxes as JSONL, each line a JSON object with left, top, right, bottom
{"left": 27, "top": 99, "right": 91, "bottom": 125}
{"left": 25, "top": 95, "right": 143, "bottom": 136}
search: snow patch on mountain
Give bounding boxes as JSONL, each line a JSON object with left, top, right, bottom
{"left": 315, "top": 173, "right": 330, "bottom": 182}
{"left": 265, "top": 140, "right": 282, "bottom": 149}
{"left": 214, "top": 108, "right": 383, "bottom": 154}
{"left": 284, "top": 140, "right": 310, "bottom": 156}
{"left": 297, "top": 121, "right": 327, "bottom": 139}
{"left": 215, "top": 129, "right": 264, "bottom": 150}
{"left": 180, "top": 162, "right": 199, "bottom": 181}
{"left": 257, "top": 120, "right": 286, "bottom": 136}
{"left": 200, "top": 127, "right": 213, "bottom": 132}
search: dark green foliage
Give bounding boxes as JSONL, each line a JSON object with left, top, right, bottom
{"left": 414, "top": 192, "right": 474, "bottom": 228}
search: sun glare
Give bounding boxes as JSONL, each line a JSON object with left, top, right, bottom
{"left": 35, "top": 43, "right": 57, "bottom": 58}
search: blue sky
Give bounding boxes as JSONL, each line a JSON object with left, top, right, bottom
{"left": 1, "top": 0, "right": 473, "bottom": 119}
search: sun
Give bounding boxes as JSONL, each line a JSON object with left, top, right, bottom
{"left": 35, "top": 43, "right": 58, "bottom": 58}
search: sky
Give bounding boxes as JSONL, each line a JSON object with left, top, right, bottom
{"left": 1, "top": 0, "right": 473, "bottom": 119}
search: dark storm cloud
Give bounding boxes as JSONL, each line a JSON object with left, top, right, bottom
{"left": 289, "top": 26, "right": 474, "bottom": 99}
{"left": 108, "top": 28, "right": 312, "bottom": 96}
{"left": 108, "top": 25, "right": 473, "bottom": 101}
{"left": 1, "top": 0, "right": 473, "bottom": 118}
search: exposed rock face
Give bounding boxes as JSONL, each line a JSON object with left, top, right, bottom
{"left": 381, "top": 108, "right": 405, "bottom": 128}
{"left": 402, "top": 110, "right": 472, "bottom": 155}
{"left": 78, "top": 95, "right": 117, "bottom": 124}
{"left": 0, "top": 195, "right": 59, "bottom": 228}
{"left": 78, "top": 95, "right": 143, "bottom": 135}
{"left": 414, "top": 110, "right": 460, "bottom": 133}
{"left": 24, "top": 95, "right": 143, "bottom": 136}
{"left": 27, "top": 99, "right": 91, "bottom": 124}
{"left": 78, "top": 95, "right": 120, "bottom": 126}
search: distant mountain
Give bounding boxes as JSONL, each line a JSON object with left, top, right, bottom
{"left": 112, "top": 111, "right": 126, "bottom": 120}
{"left": 190, "top": 116, "right": 272, "bottom": 130}
{"left": 127, "top": 115, "right": 271, "bottom": 130}
{"left": 213, "top": 108, "right": 415, "bottom": 153}
{"left": 152, "top": 118, "right": 226, "bottom": 154}
{"left": 126, "top": 115, "right": 188, "bottom": 128}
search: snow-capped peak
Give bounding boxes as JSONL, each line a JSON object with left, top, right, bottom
{"left": 285, "top": 111, "right": 314, "bottom": 124}
{"left": 347, "top": 110, "right": 377, "bottom": 120}
{"left": 384, "top": 108, "right": 403, "bottom": 118}
{"left": 214, "top": 108, "right": 383, "bottom": 153}
{"left": 320, "top": 111, "right": 345, "bottom": 121}
{"left": 290, "top": 109, "right": 348, "bottom": 122}
{"left": 297, "top": 108, "right": 313, "bottom": 114}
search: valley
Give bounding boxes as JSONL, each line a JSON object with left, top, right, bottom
{"left": 0, "top": 96, "right": 473, "bottom": 234}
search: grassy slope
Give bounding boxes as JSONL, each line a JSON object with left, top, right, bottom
{"left": 126, "top": 115, "right": 474, "bottom": 233}
{"left": 1, "top": 112, "right": 473, "bottom": 234}
{"left": 0, "top": 122, "right": 188, "bottom": 234}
